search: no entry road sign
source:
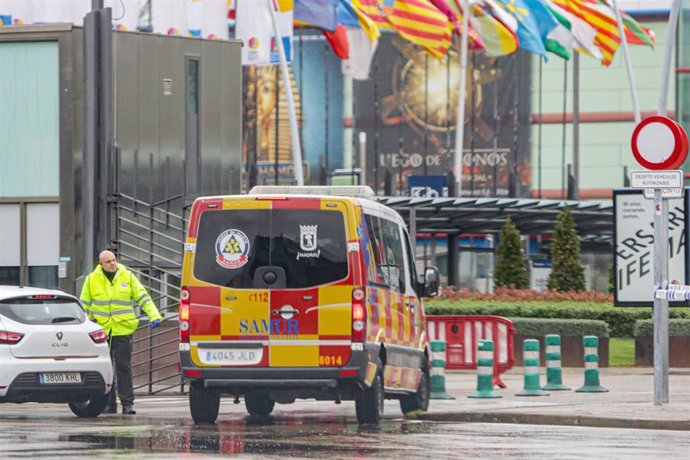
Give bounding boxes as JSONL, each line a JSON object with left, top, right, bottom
{"left": 631, "top": 115, "right": 688, "bottom": 170}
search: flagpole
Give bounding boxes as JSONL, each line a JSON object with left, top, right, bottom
{"left": 453, "top": 0, "right": 472, "bottom": 197}
{"left": 658, "top": 0, "right": 681, "bottom": 116}
{"left": 611, "top": 0, "right": 640, "bottom": 124}
{"left": 266, "top": 0, "right": 304, "bottom": 185}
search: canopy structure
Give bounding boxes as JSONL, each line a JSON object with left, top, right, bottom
{"left": 377, "top": 196, "right": 614, "bottom": 246}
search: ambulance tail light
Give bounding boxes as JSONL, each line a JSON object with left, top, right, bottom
{"left": 179, "top": 287, "right": 190, "bottom": 343}
{"left": 351, "top": 288, "right": 367, "bottom": 343}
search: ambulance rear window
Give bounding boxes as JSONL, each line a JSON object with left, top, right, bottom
{"left": 194, "top": 209, "right": 348, "bottom": 289}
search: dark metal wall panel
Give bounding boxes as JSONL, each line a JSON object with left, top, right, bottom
{"left": 219, "top": 41, "right": 243, "bottom": 195}
{"left": 199, "top": 41, "right": 223, "bottom": 196}
{"left": 156, "top": 35, "right": 187, "bottom": 203}
{"left": 113, "top": 32, "right": 141, "bottom": 199}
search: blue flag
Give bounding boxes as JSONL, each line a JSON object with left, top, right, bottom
{"left": 295, "top": 0, "right": 339, "bottom": 32}
{"left": 495, "top": 0, "right": 558, "bottom": 58}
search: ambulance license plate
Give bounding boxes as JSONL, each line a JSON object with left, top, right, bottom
{"left": 200, "top": 348, "right": 263, "bottom": 365}
{"left": 39, "top": 372, "right": 82, "bottom": 384}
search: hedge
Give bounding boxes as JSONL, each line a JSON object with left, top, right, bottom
{"left": 510, "top": 318, "right": 609, "bottom": 337}
{"left": 634, "top": 319, "right": 690, "bottom": 337}
{"left": 424, "top": 300, "right": 690, "bottom": 338}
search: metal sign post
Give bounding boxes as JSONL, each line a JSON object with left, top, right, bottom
{"left": 652, "top": 189, "right": 669, "bottom": 404}
{"left": 630, "top": 114, "right": 689, "bottom": 406}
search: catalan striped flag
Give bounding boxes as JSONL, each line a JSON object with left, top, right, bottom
{"left": 429, "top": 0, "right": 484, "bottom": 51}
{"left": 359, "top": 0, "right": 453, "bottom": 58}
{"left": 551, "top": 0, "right": 620, "bottom": 66}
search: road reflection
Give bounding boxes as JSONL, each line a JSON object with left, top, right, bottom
{"left": 63, "top": 415, "right": 431, "bottom": 456}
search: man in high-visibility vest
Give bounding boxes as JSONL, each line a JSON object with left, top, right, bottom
{"left": 80, "top": 250, "right": 162, "bottom": 415}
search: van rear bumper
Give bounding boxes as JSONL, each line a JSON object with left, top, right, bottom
{"left": 180, "top": 347, "right": 373, "bottom": 390}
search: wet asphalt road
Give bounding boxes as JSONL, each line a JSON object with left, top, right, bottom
{"left": 1, "top": 397, "right": 690, "bottom": 458}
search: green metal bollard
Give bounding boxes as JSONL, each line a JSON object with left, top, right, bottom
{"left": 468, "top": 340, "right": 502, "bottom": 399}
{"left": 516, "top": 339, "right": 548, "bottom": 396}
{"left": 576, "top": 336, "right": 609, "bottom": 393}
{"left": 430, "top": 340, "right": 455, "bottom": 399}
{"left": 542, "top": 334, "right": 570, "bottom": 391}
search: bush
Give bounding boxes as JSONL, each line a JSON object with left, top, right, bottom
{"left": 511, "top": 318, "right": 609, "bottom": 337}
{"left": 424, "top": 300, "right": 690, "bottom": 338}
{"left": 437, "top": 286, "right": 612, "bottom": 303}
{"left": 547, "top": 207, "right": 585, "bottom": 291}
{"left": 633, "top": 319, "right": 690, "bottom": 337}
{"left": 493, "top": 217, "right": 529, "bottom": 289}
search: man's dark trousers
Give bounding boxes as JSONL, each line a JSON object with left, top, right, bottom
{"left": 109, "top": 335, "right": 134, "bottom": 407}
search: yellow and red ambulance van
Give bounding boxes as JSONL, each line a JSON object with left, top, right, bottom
{"left": 179, "top": 186, "right": 439, "bottom": 424}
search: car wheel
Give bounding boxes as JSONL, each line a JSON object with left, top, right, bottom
{"left": 400, "top": 369, "right": 430, "bottom": 415}
{"left": 189, "top": 382, "right": 221, "bottom": 424}
{"left": 356, "top": 372, "right": 384, "bottom": 424}
{"left": 244, "top": 393, "right": 275, "bottom": 417}
{"left": 68, "top": 393, "right": 110, "bottom": 418}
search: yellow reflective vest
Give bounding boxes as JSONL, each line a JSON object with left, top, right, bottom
{"left": 80, "top": 263, "right": 162, "bottom": 336}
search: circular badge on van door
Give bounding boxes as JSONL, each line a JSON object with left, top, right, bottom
{"left": 215, "top": 229, "right": 251, "bottom": 269}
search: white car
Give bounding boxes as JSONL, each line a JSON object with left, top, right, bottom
{"left": 0, "top": 285, "right": 113, "bottom": 417}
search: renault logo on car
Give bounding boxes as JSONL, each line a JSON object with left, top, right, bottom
{"left": 56, "top": 331, "right": 63, "bottom": 341}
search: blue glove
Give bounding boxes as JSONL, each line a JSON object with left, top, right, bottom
{"left": 150, "top": 319, "right": 161, "bottom": 329}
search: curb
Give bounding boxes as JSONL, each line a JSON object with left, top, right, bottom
{"left": 417, "top": 411, "right": 690, "bottom": 431}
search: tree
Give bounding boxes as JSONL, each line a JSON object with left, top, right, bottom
{"left": 493, "top": 217, "right": 529, "bottom": 289}
{"left": 547, "top": 207, "right": 585, "bottom": 291}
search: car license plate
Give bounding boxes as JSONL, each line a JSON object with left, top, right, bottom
{"left": 199, "top": 348, "right": 263, "bottom": 365}
{"left": 39, "top": 372, "right": 82, "bottom": 384}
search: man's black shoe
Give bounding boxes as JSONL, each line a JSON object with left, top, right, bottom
{"left": 122, "top": 405, "right": 136, "bottom": 415}
{"left": 105, "top": 405, "right": 117, "bottom": 414}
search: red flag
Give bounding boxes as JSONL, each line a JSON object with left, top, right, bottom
{"left": 324, "top": 24, "right": 350, "bottom": 59}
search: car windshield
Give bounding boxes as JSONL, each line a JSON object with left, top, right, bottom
{"left": 194, "top": 208, "right": 349, "bottom": 289}
{"left": 0, "top": 297, "right": 86, "bottom": 325}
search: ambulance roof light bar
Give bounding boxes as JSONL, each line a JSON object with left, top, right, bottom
{"left": 249, "top": 185, "right": 376, "bottom": 199}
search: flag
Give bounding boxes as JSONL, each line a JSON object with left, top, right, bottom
{"left": 551, "top": 0, "right": 620, "bottom": 66}
{"left": 616, "top": 6, "right": 654, "bottom": 47}
{"left": 357, "top": 0, "right": 397, "bottom": 32}
{"left": 295, "top": 0, "right": 338, "bottom": 31}
{"left": 386, "top": 0, "right": 453, "bottom": 58}
{"left": 465, "top": 1, "right": 518, "bottom": 56}
{"left": 431, "top": 0, "right": 484, "bottom": 51}
{"left": 338, "top": 0, "right": 381, "bottom": 41}
{"left": 342, "top": 27, "right": 378, "bottom": 79}
{"left": 495, "top": 0, "right": 557, "bottom": 58}
{"left": 542, "top": 0, "right": 601, "bottom": 60}
{"left": 543, "top": 1, "right": 573, "bottom": 59}
{"left": 323, "top": 24, "right": 350, "bottom": 58}
{"left": 236, "top": 0, "right": 294, "bottom": 66}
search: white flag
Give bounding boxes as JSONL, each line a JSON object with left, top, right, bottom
{"left": 341, "top": 28, "right": 377, "bottom": 81}
{"left": 236, "top": 0, "right": 293, "bottom": 66}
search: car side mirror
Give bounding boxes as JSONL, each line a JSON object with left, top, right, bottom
{"left": 422, "top": 266, "right": 440, "bottom": 297}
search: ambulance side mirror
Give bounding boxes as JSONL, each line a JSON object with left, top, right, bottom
{"left": 422, "top": 266, "right": 440, "bottom": 298}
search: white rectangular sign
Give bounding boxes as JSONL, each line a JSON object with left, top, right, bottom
{"left": 614, "top": 190, "right": 687, "bottom": 306}
{"left": 643, "top": 188, "right": 684, "bottom": 199}
{"left": 630, "top": 170, "right": 683, "bottom": 189}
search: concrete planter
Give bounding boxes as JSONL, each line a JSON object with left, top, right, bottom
{"left": 514, "top": 335, "right": 609, "bottom": 368}
{"left": 635, "top": 336, "right": 690, "bottom": 367}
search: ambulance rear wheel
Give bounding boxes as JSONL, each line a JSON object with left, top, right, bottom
{"left": 189, "top": 383, "right": 220, "bottom": 424}
{"left": 244, "top": 393, "right": 275, "bottom": 417}
{"left": 400, "top": 369, "right": 430, "bottom": 415}
{"left": 356, "top": 373, "right": 384, "bottom": 424}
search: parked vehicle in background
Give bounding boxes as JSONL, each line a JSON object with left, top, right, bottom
{"left": 179, "top": 186, "right": 440, "bottom": 425}
{"left": 0, "top": 286, "right": 113, "bottom": 417}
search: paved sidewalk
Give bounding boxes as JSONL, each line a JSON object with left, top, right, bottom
{"left": 420, "top": 367, "right": 690, "bottom": 430}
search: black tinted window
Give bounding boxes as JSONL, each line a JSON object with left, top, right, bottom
{"left": 0, "top": 297, "right": 85, "bottom": 325}
{"left": 194, "top": 208, "right": 348, "bottom": 289}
